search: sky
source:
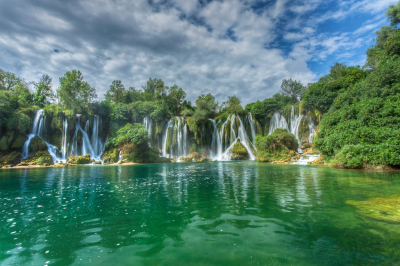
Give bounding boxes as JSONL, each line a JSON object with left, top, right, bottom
{"left": 0, "top": 0, "right": 398, "bottom": 104}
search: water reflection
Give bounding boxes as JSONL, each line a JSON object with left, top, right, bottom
{"left": 0, "top": 163, "right": 400, "bottom": 265}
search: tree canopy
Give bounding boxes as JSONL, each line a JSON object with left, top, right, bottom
{"left": 57, "top": 70, "right": 97, "bottom": 111}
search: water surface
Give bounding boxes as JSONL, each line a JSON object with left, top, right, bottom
{"left": 1, "top": 162, "right": 399, "bottom": 265}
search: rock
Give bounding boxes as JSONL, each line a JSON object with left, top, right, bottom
{"left": 346, "top": 195, "right": 400, "bottom": 223}
{"left": 17, "top": 151, "right": 53, "bottom": 166}
{"left": 230, "top": 141, "right": 249, "bottom": 160}
{"left": 0, "top": 151, "right": 21, "bottom": 167}
{"left": 67, "top": 154, "right": 90, "bottom": 164}
{"left": 312, "top": 154, "right": 324, "bottom": 165}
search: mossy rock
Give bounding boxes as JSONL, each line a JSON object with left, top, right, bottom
{"left": 346, "top": 195, "right": 400, "bottom": 223}
{"left": 11, "top": 135, "right": 28, "bottom": 149}
{"left": 230, "top": 141, "right": 249, "bottom": 160}
{"left": 0, "top": 136, "right": 10, "bottom": 151}
{"left": 20, "top": 151, "right": 54, "bottom": 166}
{"left": 103, "top": 148, "right": 119, "bottom": 164}
{"left": 67, "top": 154, "right": 90, "bottom": 164}
{"left": 179, "top": 152, "right": 201, "bottom": 162}
{"left": 156, "top": 157, "right": 173, "bottom": 163}
{"left": 30, "top": 137, "right": 48, "bottom": 152}
{"left": 0, "top": 151, "right": 21, "bottom": 167}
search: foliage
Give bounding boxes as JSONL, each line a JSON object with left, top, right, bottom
{"left": 109, "top": 123, "right": 149, "bottom": 147}
{"left": 255, "top": 129, "right": 298, "bottom": 162}
{"left": 315, "top": 56, "right": 400, "bottom": 168}
{"left": 387, "top": 1, "right": 400, "bottom": 26}
{"left": 33, "top": 74, "right": 55, "bottom": 107}
{"left": 230, "top": 141, "right": 249, "bottom": 160}
{"left": 57, "top": 70, "right": 97, "bottom": 111}
{"left": 105, "top": 80, "right": 126, "bottom": 103}
{"left": 223, "top": 96, "right": 243, "bottom": 114}
{"left": 67, "top": 154, "right": 91, "bottom": 164}
{"left": 123, "top": 144, "right": 160, "bottom": 163}
{"left": 245, "top": 93, "right": 294, "bottom": 120}
{"left": 303, "top": 63, "right": 369, "bottom": 113}
{"left": 193, "top": 93, "right": 219, "bottom": 121}
{"left": 280, "top": 78, "right": 305, "bottom": 102}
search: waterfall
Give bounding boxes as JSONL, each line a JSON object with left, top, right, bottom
{"left": 268, "top": 113, "right": 289, "bottom": 135}
{"left": 209, "top": 119, "right": 222, "bottom": 159}
{"left": 209, "top": 114, "right": 256, "bottom": 161}
{"left": 162, "top": 117, "right": 188, "bottom": 159}
{"left": 289, "top": 106, "right": 303, "bottom": 153}
{"left": 268, "top": 106, "right": 319, "bottom": 153}
{"left": 246, "top": 113, "right": 257, "bottom": 145}
{"left": 70, "top": 114, "right": 107, "bottom": 161}
{"left": 143, "top": 116, "right": 152, "bottom": 146}
{"left": 22, "top": 110, "right": 107, "bottom": 164}
{"left": 307, "top": 117, "right": 316, "bottom": 144}
{"left": 21, "top": 109, "right": 65, "bottom": 163}
{"left": 61, "top": 118, "right": 68, "bottom": 160}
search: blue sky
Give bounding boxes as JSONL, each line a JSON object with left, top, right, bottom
{"left": 0, "top": 0, "right": 397, "bottom": 104}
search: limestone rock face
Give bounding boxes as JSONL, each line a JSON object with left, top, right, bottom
{"left": 67, "top": 154, "right": 90, "bottom": 164}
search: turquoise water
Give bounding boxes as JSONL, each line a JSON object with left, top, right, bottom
{"left": 0, "top": 162, "right": 399, "bottom": 265}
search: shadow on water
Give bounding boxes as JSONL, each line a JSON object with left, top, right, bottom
{"left": 0, "top": 162, "right": 400, "bottom": 265}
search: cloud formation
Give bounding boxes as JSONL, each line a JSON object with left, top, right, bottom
{"left": 0, "top": 0, "right": 397, "bottom": 104}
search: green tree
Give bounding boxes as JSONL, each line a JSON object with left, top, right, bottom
{"left": 167, "top": 84, "right": 186, "bottom": 115}
{"left": 33, "top": 74, "right": 54, "bottom": 107}
{"left": 105, "top": 80, "right": 125, "bottom": 103}
{"left": 387, "top": 1, "right": 400, "bottom": 26}
{"left": 0, "top": 69, "right": 24, "bottom": 91}
{"left": 303, "top": 63, "right": 368, "bottom": 112}
{"left": 279, "top": 78, "right": 304, "bottom": 102}
{"left": 193, "top": 93, "right": 218, "bottom": 121}
{"left": 110, "top": 123, "right": 149, "bottom": 147}
{"left": 57, "top": 70, "right": 97, "bottom": 111}
{"left": 223, "top": 96, "right": 243, "bottom": 114}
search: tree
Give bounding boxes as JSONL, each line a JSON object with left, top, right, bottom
{"left": 0, "top": 69, "right": 24, "bottom": 91}
{"left": 387, "top": 1, "right": 400, "bottom": 26}
{"left": 223, "top": 96, "right": 243, "bottom": 114}
{"left": 167, "top": 84, "right": 186, "bottom": 115}
{"left": 57, "top": 70, "right": 97, "bottom": 111}
{"left": 279, "top": 79, "right": 304, "bottom": 102}
{"left": 33, "top": 74, "right": 54, "bottom": 107}
{"left": 193, "top": 93, "right": 218, "bottom": 121}
{"left": 111, "top": 123, "right": 149, "bottom": 147}
{"left": 105, "top": 80, "right": 125, "bottom": 103}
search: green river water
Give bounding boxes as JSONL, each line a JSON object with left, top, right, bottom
{"left": 0, "top": 162, "right": 399, "bottom": 265}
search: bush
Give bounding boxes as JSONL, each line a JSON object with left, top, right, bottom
{"left": 255, "top": 129, "right": 298, "bottom": 162}
{"left": 316, "top": 57, "right": 400, "bottom": 167}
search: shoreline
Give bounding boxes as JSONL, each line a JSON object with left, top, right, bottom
{"left": 1, "top": 161, "right": 399, "bottom": 172}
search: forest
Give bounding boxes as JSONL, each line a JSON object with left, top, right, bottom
{"left": 1, "top": 2, "right": 400, "bottom": 169}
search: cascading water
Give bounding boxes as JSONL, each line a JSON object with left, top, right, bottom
{"left": 209, "top": 119, "right": 223, "bottom": 159}
{"left": 22, "top": 110, "right": 107, "bottom": 164}
{"left": 289, "top": 106, "right": 304, "bottom": 153}
{"left": 209, "top": 114, "right": 256, "bottom": 161}
{"left": 70, "top": 114, "right": 107, "bottom": 161}
{"left": 162, "top": 117, "right": 188, "bottom": 159}
{"left": 268, "top": 106, "right": 306, "bottom": 152}
{"left": 268, "top": 113, "right": 289, "bottom": 135}
{"left": 246, "top": 113, "right": 257, "bottom": 145}
{"left": 143, "top": 116, "right": 153, "bottom": 146}
{"left": 307, "top": 117, "right": 316, "bottom": 144}
{"left": 22, "top": 110, "right": 65, "bottom": 163}
{"left": 61, "top": 118, "right": 68, "bottom": 161}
